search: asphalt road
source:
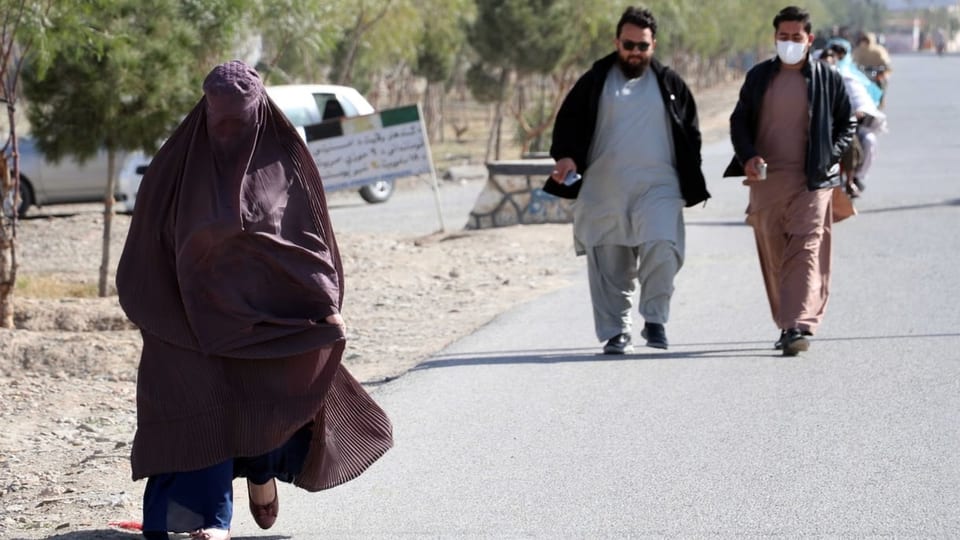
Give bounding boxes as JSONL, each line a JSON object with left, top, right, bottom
{"left": 230, "top": 54, "right": 960, "bottom": 538}
{"left": 325, "top": 173, "right": 484, "bottom": 236}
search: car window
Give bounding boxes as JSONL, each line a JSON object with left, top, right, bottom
{"left": 314, "top": 93, "right": 357, "bottom": 119}
{"left": 321, "top": 99, "right": 346, "bottom": 120}
{"left": 278, "top": 104, "right": 321, "bottom": 128}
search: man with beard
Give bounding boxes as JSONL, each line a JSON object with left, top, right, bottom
{"left": 544, "top": 6, "right": 709, "bottom": 354}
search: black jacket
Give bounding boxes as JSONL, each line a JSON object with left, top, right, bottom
{"left": 544, "top": 53, "right": 710, "bottom": 207}
{"left": 722, "top": 56, "right": 856, "bottom": 190}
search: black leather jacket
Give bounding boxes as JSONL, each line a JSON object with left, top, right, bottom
{"left": 545, "top": 53, "right": 710, "bottom": 207}
{"left": 723, "top": 56, "right": 856, "bottom": 190}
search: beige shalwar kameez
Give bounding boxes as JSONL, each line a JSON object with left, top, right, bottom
{"left": 746, "top": 67, "right": 833, "bottom": 334}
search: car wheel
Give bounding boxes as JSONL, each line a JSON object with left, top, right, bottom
{"left": 358, "top": 180, "right": 395, "bottom": 204}
{"left": 2, "top": 176, "right": 33, "bottom": 217}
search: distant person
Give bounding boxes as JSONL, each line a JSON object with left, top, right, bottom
{"left": 812, "top": 29, "right": 829, "bottom": 50}
{"left": 827, "top": 38, "right": 883, "bottom": 106}
{"left": 832, "top": 25, "right": 852, "bottom": 41}
{"left": 544, "top": 6, "right": 709, "bottom": 353}
{"left": 322, "top": 98, "right": 346, "bottom": 120}
{"left": 723, "top": 6, "right": 856, "bottom": 356}
{"left": 116, "top": 60, "right": 393, "bottom": 540}
{"left": 824, "top": 40, "right": 888, "bottom": 197}
{"left": 853, "top": 32, "right": 892, "bottom": 104}
{"left": 933, "top": 28, "right": 947, "bottom": 56}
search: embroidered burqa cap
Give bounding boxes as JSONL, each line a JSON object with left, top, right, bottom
{"left": 116, "top": 61, "right": 392, "bottom": 489}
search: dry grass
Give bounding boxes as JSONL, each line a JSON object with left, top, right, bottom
{"left": 15, "top": 275, "right": 98, "bottom": 298}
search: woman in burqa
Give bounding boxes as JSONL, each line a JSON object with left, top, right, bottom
{"left": 116, "top": 60, "right": 393, "bottom": 540}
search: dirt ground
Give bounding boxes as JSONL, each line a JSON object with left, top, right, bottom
{"left": 0, "top": 222, "right": 578, "bottom": 539}
{"left": 0, "top": 80, "right": 739, "bottom": 539}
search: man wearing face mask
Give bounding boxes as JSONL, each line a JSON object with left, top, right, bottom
{"left": 723, "top": 5, "right": 856, "bottom": 357}
{"left": 544, "top": 6, "right": 709, "bottom": 354}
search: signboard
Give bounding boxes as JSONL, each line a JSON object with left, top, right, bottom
{"left": 303, "top": 104, "right": 432, "bottom": 191}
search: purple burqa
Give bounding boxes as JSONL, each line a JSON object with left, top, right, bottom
{"left": 116, "top": 61, "right": 392, "bottom": 490}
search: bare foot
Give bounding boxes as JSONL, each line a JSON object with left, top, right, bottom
{"left": 190, "top": 529, "right": 230, "bottom": 540}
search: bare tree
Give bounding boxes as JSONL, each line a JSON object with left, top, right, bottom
{"left": 0, "top": 0, "right": 58, "bottom": 328}
{"left": 331, "top": 0, "right": 395, "bottom": 86}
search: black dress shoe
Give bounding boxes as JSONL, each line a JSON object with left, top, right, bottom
{"left": 853, "top": 177, "right": 865, "bottom": 193}
{"left": 603, "top": 333, "right": 633, "bottom": 354}
{"left": 781, "top": 328, "right": 810, "bottom": 357}
{"left": 640, "top": 322, "right": 668, "bottom": 349}
{"left": 774, "top": 330, "right": 787, "bottom": 350}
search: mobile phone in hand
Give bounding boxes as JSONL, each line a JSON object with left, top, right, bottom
{"left": 563, "top": 170, "right": 582, "bottom": 185}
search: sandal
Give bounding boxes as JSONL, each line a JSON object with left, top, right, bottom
{"left": 189, "top": 529, "right": 230, "bottom": 540}
{"left": 247, "top": 478, "right": 279, "bottom": 530}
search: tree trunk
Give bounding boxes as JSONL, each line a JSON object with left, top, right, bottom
{"left": 0, "top": 89, "right": 23, "bottom": 328}
{"left": 493, "top": 69, "right": 509, "bottom": 161}
{"left": 493, "top": 102, "right": 503, "bottom": 161}
{"left": 534, "top": 76, "right": 546, "bottom": 152}
{"left": 484, "top": 103, "right": 497, "bottom": 163}
{"left": 438, "top": 88, "right": 446, "bottom": 144}
{"left": 423, "top": 81, "right": 441, "bottom": 142}
{"left": 336, "top": 2, "right": 394, "bottom": 86}
{"left": 430, "top": 82, "right": 442, "bottom": 142}
{"left": 98, "top": 151, "right": 117, "bottom": 297}
{"left": 337, "top": 22, "right": 362, "bottom": 85}
{"left": 0, "top": 156, "right": 15, "bottom": 328}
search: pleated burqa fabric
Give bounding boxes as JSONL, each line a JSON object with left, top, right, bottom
{"left": 116, "top": 61, "right": 392, "bottom": 491}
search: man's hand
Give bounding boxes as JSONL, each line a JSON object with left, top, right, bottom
{"left": 550, "top": 158, "right": 576, "bottom": 183}
{"left": 324, "top": 313, "right": 344, "bottom": 326}
{"left": 744, "top": 156, "right": 767, "bottom": 181}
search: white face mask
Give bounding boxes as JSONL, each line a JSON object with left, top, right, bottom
{"left": 776, "top": 40, "right": 808, "bottom": 65}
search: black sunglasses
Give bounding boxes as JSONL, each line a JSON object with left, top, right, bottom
{"left": 620, "top": 39, "right": 651, "bottom": 52}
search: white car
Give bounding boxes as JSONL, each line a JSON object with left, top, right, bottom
{"left": 118, "top": 84, "right": 394, "bottom": 213}
{"left": 3, "top": 137, "right": 134, "bottom": 216}
{"left": 4, "top": 84, "right": 393, "bottom": 216}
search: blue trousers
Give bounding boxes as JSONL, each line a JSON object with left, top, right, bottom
{"left": 141, "top": 425, "right": 312, "bottom": 538}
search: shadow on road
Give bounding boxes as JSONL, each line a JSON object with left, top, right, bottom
{"left": 860, "top": 198, "right": 960, "bottom": 214}
{"left": 42, "top": 531, "right": 290, "bottom": 540}
{"left": 684, "top": 199, "right": 960, "bottom": 227}
{"left": 41, "top": 531, "right": 135, "bottom": 540}
{"left": 414, "top": 346, "right": 775, "bottom": 371}
{"left": 414, "top": 332, "right": 960, "bottom": 371}
{"left": 686, "top": 219, "right": 748, "bottom": 227}
{"left": 327, "top": 200, "right": 368, "bottom": 210}
{"left": 18, "top": 210, "right": 85, "bottom": 220}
